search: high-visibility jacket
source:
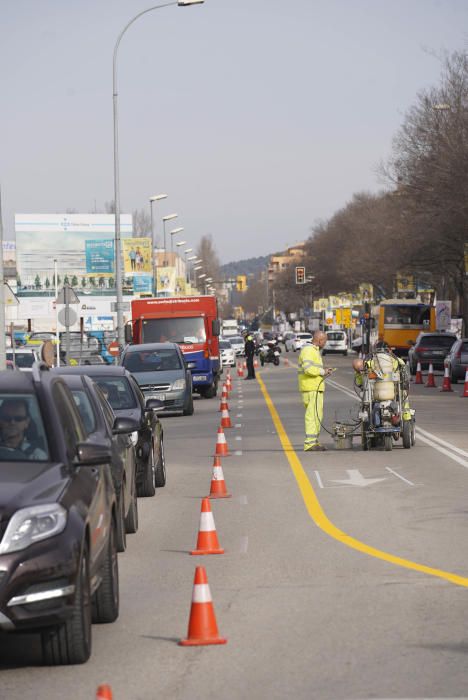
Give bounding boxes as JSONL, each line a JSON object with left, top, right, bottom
{"left": 298, "top": 344, "right": 325, "bottom": 392}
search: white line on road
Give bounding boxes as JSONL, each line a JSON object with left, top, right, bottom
{"left": 236, "top": 413, "right": 243, "bottom": 418}
{"left": 314, "top": 470, "right": 324, "bottom": 489}
{"left": 235, "top": 423, "right": 242, "bottom": 428}
{"left": 240, "top": 536, "right": 249, "bottom": 553}
{"left": 416, "top": 432, "right": 468, "bottom": 469}
{"left": 416, "top": 426, "right": 468, "bottom": 460}
{"left": 239, "top": 495, "right": 248, "bottom": 505}
{"left": 385, "top": 467, "right": 415, "bottom": 486}
{"left": 235, "top": 436, "right": 242, "bottom": 441}
{"left": 234, "top": 450, "right": 243, "bottom": 456}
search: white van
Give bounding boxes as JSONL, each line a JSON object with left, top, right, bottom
{"left": 323, "top": 330, "right": 348, "bottom": 356}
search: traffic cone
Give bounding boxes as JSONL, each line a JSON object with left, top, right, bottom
{"left": 207, "top": 456, "right": 231, "bottom": 499}
{"left": 243, "top": 360, "right": 247, "bottom": 370}
{"left": 179, "top": 566, "right": 227, "bottom": 646}
{"left": 426, "top": 363, "right": 436, "bottom": 388}
{"left": 220, "top": 407, "right": 232, "bottom": 429}
{"left": 440, "top": 366, "right": 453, "bottom": 392}
{"left": 96, "top": 686, "right": 113, "bottom": 700}
{"left": 462, "top": 369, "right": 468, "bottom": 397}
{"left": 191, "top": 498, "right": 224, "bottom": 555}
{"left": 219, "top": 396, "right": 229, "bottom": 413}
{"left": 238, "top": 364, "right": 244, "bottom": 378}
{"left": 254, "top": 358, "right": 259, "bottom": 369}
{"left": 415, "top": 362, "right": 423, "bottom": 384}
{"left": 215, "top": 426, "right": 229, "bottom": 456}
{"left": 226, "top": 376, "right": 232, "bottom": 393}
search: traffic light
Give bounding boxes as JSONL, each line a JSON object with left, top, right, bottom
{"left": 295, "top": 266, "right": 305, "bottom": 284}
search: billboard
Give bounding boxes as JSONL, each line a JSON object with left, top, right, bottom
{"left": 15, "top": 214, "right": 132, "bottom": 293}
{"left": 133, "top": 275, "right": 153, "bottom": 293}
{"left": 122, "top": 238, "right": 152, "bottom": 275}
{"left": 85, "top": 240, "right": 115, "bottom": 275}
{"left": 156, "top": 267, "right": 176, "bottom": 295}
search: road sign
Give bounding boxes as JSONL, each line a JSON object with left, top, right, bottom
{"left": 55, "top": 285, "right": 80, "bottom": 305}
{"left": 107, "top": 341, "right": 120, "bottom": 357}
{"left": 58, "top": 307, "right": 78, "bottom": 326}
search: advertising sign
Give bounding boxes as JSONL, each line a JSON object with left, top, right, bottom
{"left": 175, "top": 277, "right": 187, "bottom": 295}
{"left": 436, "top": 301, "right": 452, "bottom": 331}
{"left": 395, "top": 274, "right": 414, "bottom": 294}
{"left": 133, "top": 275, "right": 153, "bottom": 294}
{"left": 123, "top": 238, "right": 152, "bottom": 275}
{"left": 15, "top": 214, "right": 132, "bottom": 293}
{"left": 359, "top": 283, "right": 374, "bottom": 301}
{"left": 85, "top": 240, "right": 114, "bottom": 275}
{"left": 156, "top": 267, "right": 176, "bottom": 295}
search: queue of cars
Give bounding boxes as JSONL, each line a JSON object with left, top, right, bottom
{"left": 0, "top": 347, "right": 173, "bottom": 666}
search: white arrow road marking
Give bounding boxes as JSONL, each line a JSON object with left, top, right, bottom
{"left": 331, "top": 469, "right": 387, "bottom": 487}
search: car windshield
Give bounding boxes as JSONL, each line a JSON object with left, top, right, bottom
{"left": 93, "top": 377, "right": 136, "bottom": 410}
{"left": 230, "top": 337, "right": 244, "bottom": 344}
{"left": 418, "top": 336, "right": 456, "bottom": 348}
{"left": 6, "top": 352, "right": 35, "bottom": 368}
{"left": 0, "top": 394, "right": 49, "bottom": 461}
{"left": 142, "top": 317, "right": 206, "bottom": 344}
{"left": 298, "top": 334, "right": 312, "bottom": 339}
{"left": 219, "top": 341, "right": 232, "bottom": 349}
{"left": 123, "top": 349, "right": 182, "bottom": 373}
{"left": 71, "top": 390, "right": 96, "bottom": 435}
{"left": 327, "top": 333, "right": 345, "bottom": 341}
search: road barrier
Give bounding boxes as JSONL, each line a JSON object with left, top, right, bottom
{"left": 179, "top": 567, "right": 227, "bottom": 646}
{"left": 191, "top": 498, "right": 224, "bottom": 555}
{"left": 207, "top": 456, "right": 231, "bottom": 499}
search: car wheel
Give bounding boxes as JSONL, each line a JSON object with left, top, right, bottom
{"left": 92, "top": 521, "right": 119, "bottom": 623}
{"left": 411, "top": 421, "right": 416, "bottom": 446}
{"left": 116, "top": 491, "right": 127, "bottom": 552}
{"left": 42, "top": 544, "right": 92, "bottom": 665}
{"left": 402, "top": 421, "right": 411, "bottom": 449}
{"left": 138, "top": 443, "right": 156, "bottom": 498}
{"left": 125, "top": 488, "right": 138, "bottom": 534}
{"left": 183, "top": 393, "right": 194, "bottom": 416}
{"left": 154, "top": 438, "right": 166, "bottom": 488}
{"left": 384, "top": 435, "right": 393, "bottom": 451}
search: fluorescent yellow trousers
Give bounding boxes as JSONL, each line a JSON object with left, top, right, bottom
{"left": 301, "top": 390, "right": 324, "bottom": 449}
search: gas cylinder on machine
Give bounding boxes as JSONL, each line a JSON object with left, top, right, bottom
{"left": 372, "top": 352, "right": 397, "bottom": 401}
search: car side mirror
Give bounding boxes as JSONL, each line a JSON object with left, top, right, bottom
{"left": 145, "top": 398, "right": 165, "bottom": 413}
{"left": 124, "top": 323, "right": 133, "bottom": 344}
{"left": 74, "top": 441, "right": 112, "bottom": 466}
{"left": 212, "top": 319, "right": 220, "bottom": 337}
{"left": 112, "top": 416, "right": 140, "bottom": 434}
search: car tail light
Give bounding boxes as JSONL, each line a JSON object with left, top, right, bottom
{"left": 416, "top": 346, "right": 429, "bottom": 352}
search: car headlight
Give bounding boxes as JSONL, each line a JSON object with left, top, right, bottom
{"left": 172, "top": 378, "right": 186, "bottom": 391}
{"left": 0, "top": 504, "right": 67, "bottom": 555}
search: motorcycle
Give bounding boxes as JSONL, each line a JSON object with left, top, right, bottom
{"left": 259, "top": 342, "right": 281, "bottom": 366}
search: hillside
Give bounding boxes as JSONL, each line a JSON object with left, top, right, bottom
{"left": 220, "top": 254, "right": 270, "bottom": 280}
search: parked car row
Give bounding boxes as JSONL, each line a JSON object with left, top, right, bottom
{"left": 0, "top": 360, "right": 166, "bottom": 665}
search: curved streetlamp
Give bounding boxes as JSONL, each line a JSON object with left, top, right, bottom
{"left": 112, "top": 0, "right": 205, "bottom": 345}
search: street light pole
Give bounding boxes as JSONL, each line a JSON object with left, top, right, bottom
{"left": 162, "top": 213, "right": 178, "bottom": 266}
{"left": 112, "top": 0, "right": 204, "bottom": 346}
{"left": 150, "top": 194, "right": 167, "bottom": 295}
{"left": 170, "top": 227, "right": 184, "bottom": 253}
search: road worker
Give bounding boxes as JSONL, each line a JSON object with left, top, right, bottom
{"left": 244, "top": 333, "right": 256, "bottom": 380}
{"left": 297, "top": 330, "right": 333, "bottom": 452}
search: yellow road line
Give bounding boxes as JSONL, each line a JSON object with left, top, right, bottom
{"left": 256, "top": 373, "right": 468, "bottom": 588}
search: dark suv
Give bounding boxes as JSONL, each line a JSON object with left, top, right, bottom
{"left": 408, "top": 332, "right": 458, "bottom": 373}
{"left": 0, "top": 365, "right": 120, "bottom": 665}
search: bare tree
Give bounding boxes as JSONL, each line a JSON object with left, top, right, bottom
{"left": 132, "top": 209, "right": 152, "bottom": 239}
{"left": 196, "top": 235, "right": 222, "bottom": 286}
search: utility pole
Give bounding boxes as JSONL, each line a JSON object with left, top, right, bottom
{"left": 0, "top": 187, "right": 6, "bottom": 370}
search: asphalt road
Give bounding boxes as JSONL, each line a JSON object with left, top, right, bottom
{"left": 2, "top": 355, "right": 468, "bottom": 700}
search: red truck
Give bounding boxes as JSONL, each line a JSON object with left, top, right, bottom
{"left": 125, "top": 295, "right": 221, "bottom": 398}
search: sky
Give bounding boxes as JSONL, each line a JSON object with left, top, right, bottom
{"left": 1, "top": 0, "right": 468, "bottom": 263}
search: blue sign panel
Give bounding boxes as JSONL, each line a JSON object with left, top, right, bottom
{"left": 133, "top": 274, "right": 153, "bottom": 293}
{"left": 85, "top": 239, "right": 115, "bottom": 275}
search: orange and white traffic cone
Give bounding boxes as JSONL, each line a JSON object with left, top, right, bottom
{"left": 254, "top": 358, "right": 259, "bottom": 369}
{"left": 207, "top": 456, "right": 231, "bottom": 499}
{"left": 440, "top": 365, "right": 453, "bottom": 392}
{"left": 215, "top": 426, "right": 229, "bottom": 456}
{"left": 220, "top": 407, "right": 232, "bottom": 429}
{"left": 415, "top": 362, "right": 423, "bottom": 385}
{"left": 226, "top": 374, "right": 232, "bottom": 390}
{"left": 243, "top": 360, "right": 247, "bottom": 370}
{"left": 219, "top": 396, "right": 229, "bottom": 413}
{"left": 462, "top": 369, "right": 468, "bottom": 397}
{"left": 179, "top": 566, "right": 227, "bottom": 646}
{"left": 96, "top": 686, "right": 113, "bottom": 700}
{"left": 191, "top": 498, "right": 224, "bottom": 555}
{"left": 426, "top": 363, "right": 436, "bottom": 388}
{"left": 238, "top": 364, "right": 244, "bottom": 378}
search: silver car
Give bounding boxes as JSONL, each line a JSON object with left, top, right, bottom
{"left": 121, "top": 342, "right": 194, "bottom": 416}
{"left": 228, "top": 336, "right": 245, "bottom": 356}
{"left": 219, "top": 339, "right": 236, "bottom": 367}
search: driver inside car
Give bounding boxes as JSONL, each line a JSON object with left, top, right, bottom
{"left": 0, "top": 398, "right": 47, "bottom": 460}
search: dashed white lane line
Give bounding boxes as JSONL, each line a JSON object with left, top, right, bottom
{"left": 236, "top": 413, "right": 243, "bottom": 418}
{"left": 235, "top": 423, "right": 242, "bottom": 428}
{"left": 314, "top": 470, "right": 324, "bottom": 489}
{"left": 239, "top": 494, "right": 248, "bottom": 505}
{"left": 239, "top": 536, "right": 249, "bottom": 553}
{"left": 235, "top": 436, "right": 243, "bottom": 441}
{"left": 385, "top": 467, "right": 415, "bottom": 486}
{"left": 234, "top": 450, "right": 243, "bottom": 456}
